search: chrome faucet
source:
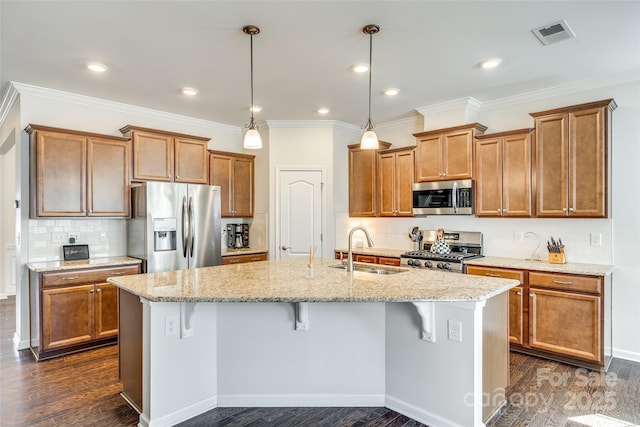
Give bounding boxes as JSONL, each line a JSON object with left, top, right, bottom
{"left": 347, "top": 226, "right": 375, "bottom": 272}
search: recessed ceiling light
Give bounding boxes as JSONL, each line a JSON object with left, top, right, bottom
{"left": 479, "top": 58, "right": 503, "bottom": 69}
{"left": 384, "top": 88, "right": 399, "bottom": 96}
{"left": 350, "top": 64, "right": 369, "bottom": 73}
{"left": 318, "top": 108, "right": 330, "bottom": 114}
{"left": 249, "top": 105, "right": 262, "bottom": 112}
{"left": 181, "top": 87, "right": 199, "bottom": 96}
{"left": 86, "top": 62, "right": 108, "bottom": 73}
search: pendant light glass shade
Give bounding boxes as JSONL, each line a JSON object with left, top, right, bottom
{"left": 244, "top": 127, "right": 262, "bottom": 149}
{"left": 360, "top": 24, "right": 380, "bottom": 150}
{"left": 243, "top": 25, "right": 262, "bottom": 150}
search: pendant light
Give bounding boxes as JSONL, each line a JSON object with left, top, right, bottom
{"left": 360, "top": 24, "right": 380, "bottom": 150}
{"left": 243, "top": 25, "right": 262, "bottom": 149}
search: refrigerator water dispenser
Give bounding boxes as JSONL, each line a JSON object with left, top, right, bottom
{"left": 153, "top": 218, "right": 177, "bottom": 251}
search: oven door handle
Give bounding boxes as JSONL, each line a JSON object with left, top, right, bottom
{"left": 452, "top": 181, "right": 458, "bottom": 214}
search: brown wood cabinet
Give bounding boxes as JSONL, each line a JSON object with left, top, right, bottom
{"left": 475, "top": 129, "right": 533, "bottom": 217}
{"left": 467, "top": 264, "right": 611, "bottom": 371}
{"left": 27, "top": 125, "right": 131, "bottom": 218}
{"left": 348, "top": 141, "right": 391, "bottom": 217}
{"left": 333, "top": 251, "right": 400, "bottom": 266}
{"left": 221, "top": 252, "right": 267, "bottom": 265}
{"left": 413, "top": 123, "right": 487, "bottom": 182}
{"left": 209, "top": 150, "right": 255, "bottom": 217}
{"left": 120, "top": 125, "right": 210, "bottom": 184}
{"left": 377, "top": 147, "right": 414, "bottom": 217}
{"left": 530, "top": 99, "right": 616, "bottom": 218}
{"left": 31, "top": 264, "right": 140, "bottom": 360}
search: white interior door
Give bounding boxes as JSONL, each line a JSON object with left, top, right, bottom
{"left": 277, "top": 169, "right": 323, "bottom": 260}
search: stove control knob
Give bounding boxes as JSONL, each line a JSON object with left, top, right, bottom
{"left": 407, "top": 259, "right": 414, "bottom": 266}
{"left": 444, "top": 263, "right": 452, "bottom": 270}
{"left": 413, "top": 260, "right": 422, "bottom": 267}
{"left": 425, "top": 261, "right": 432, "bottom": 268}
{"left": 437, "top": 262, "right": 444, "bottom": 269}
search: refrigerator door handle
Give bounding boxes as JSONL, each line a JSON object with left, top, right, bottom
{"left": 181, "top": 196, "right": 188, "bottom": 258}
{"left": 188, "top": 196, "right": 195, "bottom": 258}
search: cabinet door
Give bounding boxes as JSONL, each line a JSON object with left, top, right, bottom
{"left": 95, "top": 284, "right": 118, "bottom": 339}
{"left": 87, "top": 138, "right": 131, "bottom": 217}
{"left": 349, "top": 149, "right": 377, "bottom": 216}
{"left": 475, "top": 137, "right": 502, "bottom": 217}
{"left": 442, "top": 129, "right": 473, "bottom": 180}
{"left": 502, "top": 133, "right": 532, "bottom": 217}
{"left": 41, "top": 285, "right": 95, "bottom": 351}
{"left": 132, "top": 131, "right": 173, "bottom": 181}
{"left": 174, "top": 137, "right": 209, "bottom": 184}
{"left": 529, "top": 288, "right": 601, "bottom": 362}
{"left": 570, "top": 107, "right": 606, "bottom": 217}
{"left": 377, "top": 152, "right": 396, "bottom": 216}
{"left": 415, "top": 135, "right": 442, "bottom": 182}
{"left": 378, "top": 257, "right": 400, "bottom": 266}
{"left": 209, "top": 153, "right": 234, "bottom": 216}
{"left": 232, "top": 156, "right": 254, "bottom": 217}
{"left": 509, "top": 286, "right": 524, "bottom": 346}
{"left": 395, "top": 150, "right": 415, "bottom": 216}
{"left": 35, "top": 131, "right": 86, "bottom": 216}
{"left": 354, "top": 255, "right": 377, "bottom": 264}
{"left": 535, "top": 114, "right": 568, "bottom": 217}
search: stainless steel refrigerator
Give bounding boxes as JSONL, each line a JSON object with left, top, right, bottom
{"left": 127, "top": 181, "right": 221, "bottom": 273}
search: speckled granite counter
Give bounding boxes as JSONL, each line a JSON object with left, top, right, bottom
{"left": 465, "top": 256, "right": 614, "bottom": 276}
{"left": 222, "top": 248, "right": 268, "bottom": 257}
{"left": 27, "top": 256, "right": 142, "bottom": 273}
{"left": 108, "top": 257, "right": 517, "bottom": 303}
{"left": 333, "top": 248, "right": 407, "bottom": 258}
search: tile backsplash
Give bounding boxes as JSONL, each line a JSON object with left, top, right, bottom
{"left": 28, "top": 219, "right": 126, "bottom": 262}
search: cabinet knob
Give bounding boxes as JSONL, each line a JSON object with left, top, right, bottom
{"left": 562, "top": 208, "right": 567, "bottom": 212}
{"left": 516, "top": 291, "right": 522, "bottom": 296}
{"left": 169, "top": 174, "right": 172, "bottom": 178}
{"left": 568, "top": 207, "right": 575, "bottom": 213}
{"left": 176, "top": 175, "right": 180, "bottom": 179}
{"left": 529, "top": 293, "right": 534, "bottom": 297}
{"left": 96, "top": 288, "right": 102, "bottom": 293}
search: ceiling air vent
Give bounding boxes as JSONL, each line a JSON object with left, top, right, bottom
{"left": 532, "top": 19, "right": 576, "bottom": 46}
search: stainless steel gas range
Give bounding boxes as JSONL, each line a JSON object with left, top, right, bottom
{"left": 400, "top": 230, "right": 483, "bottom": 273}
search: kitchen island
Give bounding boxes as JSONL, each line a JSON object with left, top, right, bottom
{"left": 109, "top": 258, "right": 518, "bottom": 427}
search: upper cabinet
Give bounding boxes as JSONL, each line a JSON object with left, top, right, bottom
{"left": 120, "top": 125, "right": 210, "bottom": 184}
{"left": 530, "top": 99, "right": 616, "bottom": 218}
{"left": 475, "top": 129, "right": 533, "bottom": 217}
{"left": 348, "top": 141, "right": 391, "bottom": 217}
{"left": 377, "top": 147, "right": 415, "bottom": 217}
{"left": 27, "top": 125, "right": 131, "bottom": 218}
{"left": 413, "top": 123, "right": 487, "bottom": 182}
{"left": 209, "top": 150, "right": 255, "bottom": 217}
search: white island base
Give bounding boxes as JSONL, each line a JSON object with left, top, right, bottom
{"left": 124, "top": 294, "right": 508, "bottom": 427}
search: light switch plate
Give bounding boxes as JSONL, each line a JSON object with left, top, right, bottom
{"left": 590, "top": 233, "right": 602, "bottom": 247}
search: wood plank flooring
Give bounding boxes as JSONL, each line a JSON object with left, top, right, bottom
{"left": 1, "top": 296, "right": 639, "bottom": 427}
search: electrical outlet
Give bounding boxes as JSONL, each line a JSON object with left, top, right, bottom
{"left": 514, "top": 230, "right": 524, "bottom": 242}
{"left": 165, "top": 316, "right": 178, "bottom": 336}
{"left": 448, "top": 319, "right": 462, "bottom": 342}
{"left": 99, "top": 232, "right": 107, "bottom": 242}
{"left": 52, "top": 232, "right": 65, "bottom": 244}
{"left": 68, "top": 232, "right": 78, "bottom": 244}
{"left": 590, "top": 233, "right": 602, "bottom": 247}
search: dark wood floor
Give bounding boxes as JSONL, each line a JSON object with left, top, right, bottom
{"left": 1, "top": 296, "right": 639, "bottom": 427}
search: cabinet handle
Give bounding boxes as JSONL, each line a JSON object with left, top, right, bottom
{"left": 485, "top": 273, "right": 502, "bottom": 277}
{"left": 568, "top": 207, "right": 575, "bottom": 213}
{"left": 89, "top": 289, "right": 95, "bottom": 293}
{"left": 61, "top": 277, "right": 80, "bottom": 281}
{"left": 176, "top": 175, "right": 180, "bottom": 179}
{"left": 529, "top": 293, "right": 534, "bottom": 297}
{"left": 96, "top": 288, "right": 102, "bottom": 293}
{"left": 516, "top": 291, "right": 522, "bottom": 296}
{"left": 553, "top": 280, "right": 573, "bottom": 285}
{"left": 562, "top": 208, "right": 567, "bottom": 212}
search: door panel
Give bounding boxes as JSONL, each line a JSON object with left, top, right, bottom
{"left": 377, "top": 153, "right": 395, "bottom": 216}
{"left": 188, "top": 184, "right": 221, "bottom": 268}
{"left": 535, "top": 114, "right": 568, "bottom": 216}
{"left": 475, "top": 138, "right": 502, "bottom": 216}
{"left": 87, "top": 137, "right": 130, "bottom": 216}
{"left": 503, "top": 134, "right": 532, "bottom": 216}
{"left": 133, "top": 132, "right": 173, "bottom": 181}
{"left": 42, "top": 285, "right": 94, "bottom": 350}
{"left": 278, "top": 170, "right": 323, "bottom": 260}
{"left": 174, "top": 137, "right": 209, "bottom": 184}
{"left": 442, "top": 129, "right": 473, "bottom": 179}
{"left": 396, "top": 150, "right": 415, "bottom": 216}
{"left": 232, "top": 157, "right": 254, "bottom": 217}
{"left": 415, "top": 135, "right": 442, "bottom": 181}
{"left": 96, "top": 284, "right": 118, "bottom": 339}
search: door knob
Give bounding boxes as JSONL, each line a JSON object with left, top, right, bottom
{"left": 281, "top": 245, "right": 289, "bottom": 250}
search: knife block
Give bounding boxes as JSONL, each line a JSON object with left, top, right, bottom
{"left": 548, "top": 249, "right": 566, "bottom": 264}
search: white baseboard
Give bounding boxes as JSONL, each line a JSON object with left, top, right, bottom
{"left": 217, "top": 393, "right": 385, "bottom": 407}
{"left": 143, "top": 396, "right": 217, "bottom": 427}
{"left": 385, "top": 395, "right": 474, "bottom": 427}
{"left": 613, "top": 348, "right": 640, "bottom": 363}
{"left": 13, "top": 332, "right": 29, "bottom": 350}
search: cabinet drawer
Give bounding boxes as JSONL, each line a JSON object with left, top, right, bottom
{"left": 354, "top": 255, "right": 377, "bottom": 264}
{"left": 378, "top": 257, "right": 400, "bottom": 266}
{"left": 466, "top": 266, "right": 525, "bottom": 283}
{"left": 222, "top": 253, "right": 267, "bottom": 265}
{"left": 529, "top": 271, "right": 601, "bottom": 294}
{"left": 42, "top": 265, "right": 140, "bottom": 288}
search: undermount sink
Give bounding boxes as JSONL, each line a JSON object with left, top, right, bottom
{"left": 328, "top": 264, "right": 406, "bottom": 275}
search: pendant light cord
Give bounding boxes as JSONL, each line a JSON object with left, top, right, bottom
{"left": 249, "top": 32, "right": 255, "bottom": 126}
{"left": 366, "top": 30, "right": 373, "bottom": 130}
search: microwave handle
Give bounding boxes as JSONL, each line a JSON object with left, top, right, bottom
{"left": 452, "top": 181, "right": 458, "bottom": 213}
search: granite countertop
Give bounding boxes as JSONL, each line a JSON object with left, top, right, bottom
{"left": 108, "top": 257, "right": 518, "bottom": 303}
{"left": 466, "top": 256, "right": 615, "bottom": 276}
{"left": 27, "top": 256, "right": 142, "bottom": 273}
{"left": 333, "top": 248, "right": 407, "bottom": 258}
{"left": 222, "top": 248, "right": 268, "bottom": 257}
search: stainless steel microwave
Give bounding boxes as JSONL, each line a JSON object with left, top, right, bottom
{"left": 412, "top": 179, "right": 474, "bottom": 215}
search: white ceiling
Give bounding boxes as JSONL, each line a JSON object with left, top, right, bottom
{"left": 1, "top": 1, "right": 639, "bottom": 129}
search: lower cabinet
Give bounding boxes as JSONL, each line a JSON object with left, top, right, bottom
{"left": 222, "top": 252, "right": 268, "bottom": 265}
{"left": 467, "top": 265, "right": 610, "bottom": 371}
{"left": 333, "top": 251, "right": 401, "bottom": 266}
{"left": 31, "top": 264, "right": 140, "bottom": 360}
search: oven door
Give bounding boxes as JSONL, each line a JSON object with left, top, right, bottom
{"left": 412, "top": 179, "right": 474, "bottom": 215}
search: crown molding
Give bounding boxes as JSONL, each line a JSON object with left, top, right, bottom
{"left": 375, "top": 115, "right": 422, "bottom": 131}
{"left": 415, "top": 96, "right": 481, "bottom": 117}
{"left": 0, "top": 83, "right": 20, "bottom": 129}
{"left": 8, "top": 82, "right": 241, "bottom": 135}
{"left": 266, "top": 119, "right": 359, "bottom": 132}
